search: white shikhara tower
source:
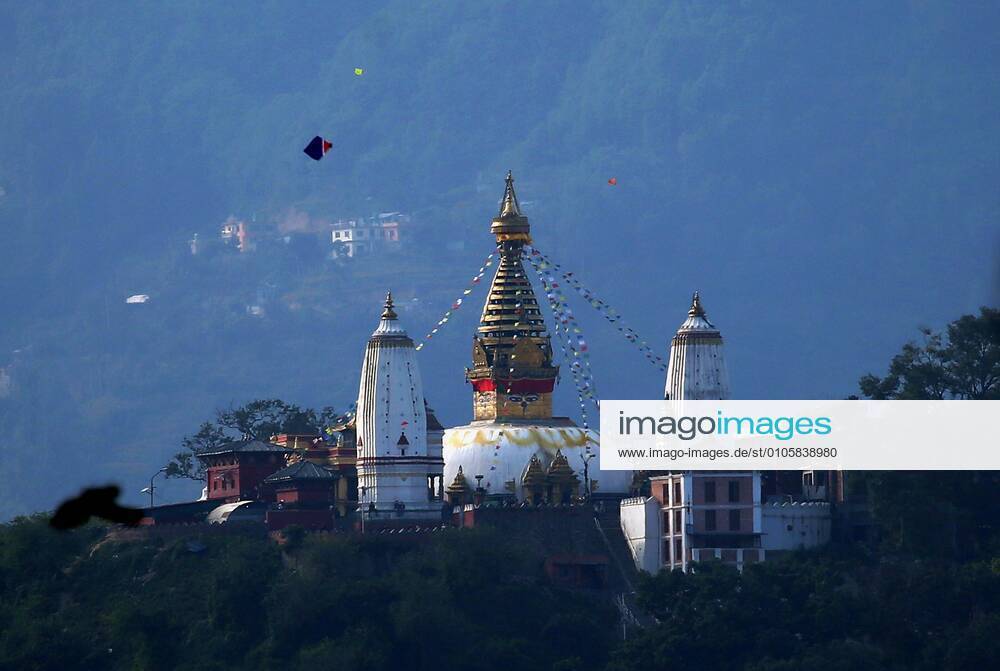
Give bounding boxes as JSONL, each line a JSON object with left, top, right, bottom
{"left": 356, "top": 292, "right": 444, "bottom": 519}
{"left": 665, "top": 292, "right": 731, "bottom": 400}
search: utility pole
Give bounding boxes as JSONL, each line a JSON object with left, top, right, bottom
{"left": 582, "top": 452, "right": 596, "bottom": 500}
{"left": 360, "top": 485, "right": 367, "bottom": 534}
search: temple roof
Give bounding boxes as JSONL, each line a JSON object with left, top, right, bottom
{"left": 196, "top": 439, "right": 292, "bottom": 459}
{"left": 546, "top": 449, "right": 579, "bottom": 484}
{"left": 371, "top": 290, "right": 409, "bottom": 339}
{"left": 665, "top": 291, "right": 730, "bottom": 401}
{"left": 445, "top": 465, "right": 471, "bottom": 495}
{"left": 264, "top": 460, "right": 336, "bottom": 483}
{"left": 425, "top": 400, "right": 444, "bottom": 431}
{"left": 522, "top": 454, "right": 547, "bottom": 487}
{"left": 676, "top": 291, "right": 719, "bottom": 334}
{"left": 476, "top": 250, "right": 548, "bottom": 340}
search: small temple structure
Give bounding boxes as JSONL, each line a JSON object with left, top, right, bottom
{"left": 664, "top": 291, "right": 731, "bottom": 401}
{"left": 442, "top": 172, "right": 630, "bottom": 503}
{"left": 354, "top": 292, "right": 445, "bottom": 520}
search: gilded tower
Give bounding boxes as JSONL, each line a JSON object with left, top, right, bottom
{"left": 466, "top": 171, "right": 558, "bottom": 421}
{"left": 442, "top": 172, "right": 632, "bottom": 503}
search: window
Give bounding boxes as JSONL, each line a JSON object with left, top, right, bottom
{"left": 705, "top": 510, "right": 717, "bottom": 531}
{"left": 673, "top": 481, "right": 681, "bottom": 506}
{"left": 674, "top": 538, "right": 683, "bottom": 562}
{"left": 729, "top": 480, "right": 740, "bottom": 503}
{"left": 705, "top": 481, "right": 716, "bottom": 503}
{"left": 673, "top": 509, "right": 682, "bottom": 534}
{"left": 729, "top": 509, "right": 741, "bottom": 531}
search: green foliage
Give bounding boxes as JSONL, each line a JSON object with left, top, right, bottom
{"left": 859, "top": 307, "right": 1000, "bottom": 400}
{"left": 1, "top": 515, "right": 997, "bottom": 670}
{"left": 166, "top": 398, "right": 338, "bottom": 480}
{"left": 856, "top": 309, "right": 1000, "bottom": 560}
{"left": 614, "top": 552, "right": 1000, "bottom": 671}
{"left": 0, "top": 517, "right": 615, "bottom": 671}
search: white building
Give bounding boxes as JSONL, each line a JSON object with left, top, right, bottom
{"left": 624, "top": 294, "right": 767, "bottom": 572}
{"left": 330, "top": 214, "right": 405, "bottom": 258}
{"left": 355, "top": 292, "right": 445, "bottom": 520}
{"left": 761, "top": 501, "right": 832, "bottom": 551}
{"left": 664, "top": 292, "right": 730, "bottom": 401}
{"left": 622, "top": 293, "right": 832, "bottom": 572}
{"left": 619, "top": 496, "right": 662, "bottom": 573}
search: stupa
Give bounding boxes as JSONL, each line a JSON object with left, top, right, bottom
{"left": 442, "top": 172, "right": 631, "bottom": 502}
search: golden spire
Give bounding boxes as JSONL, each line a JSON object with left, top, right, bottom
{"left": 490, "top": 170, "right": 530, "bottom": 242}
{"left": 688, "top": 291, "right": 705, "bottom": 318}
{"left": 381, "top": 290, "right": 397, "bottom": 320}
{"left": 546, "top": 449, "right": 579, "bottom": 485}
{"left": 498, "top": 170, "right": 522, "bottom": 218}
{"left": 469, "top": 171, "right": 556, "bottom": 421}
{"left": 445, "top": 465, "right": 471, "bottom": 497}
{"left": 522, "top": 454, "right": 546, "bottom": 488}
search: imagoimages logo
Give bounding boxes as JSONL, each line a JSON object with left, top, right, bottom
{"left": 600, "top": 400, "right": 1000, "bottom": 470}
{"left": 618, "top": 410, "right": 833, "bottom": 441}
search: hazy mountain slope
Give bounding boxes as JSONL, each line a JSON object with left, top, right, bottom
{"left": 0, "top": 1, "right": 997, "bottom": 516}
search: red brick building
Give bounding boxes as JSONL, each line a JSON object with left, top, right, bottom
{"left": 197, "top": 439, "right": 292, "bottom": 503}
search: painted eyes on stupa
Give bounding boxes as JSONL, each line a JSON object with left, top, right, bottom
{"left": 506, "top": 394, "right": 539, "bottom": 404}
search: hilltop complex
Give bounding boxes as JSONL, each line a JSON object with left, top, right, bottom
{"left": 144, "top": 172, "right": 860, "bottom": 578}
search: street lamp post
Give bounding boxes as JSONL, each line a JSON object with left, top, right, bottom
{"left": 146, "top": 467, "right": 167, "bottom": 508}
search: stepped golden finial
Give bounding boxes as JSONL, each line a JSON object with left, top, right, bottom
{"left": 498, "top": 170, "right": 522, "bottom": 218}
{"left": 381, "top": 290, "right": 397, "bottom": 320}
{"left": 688, "top": 291, "right": 706, "bottom": 318}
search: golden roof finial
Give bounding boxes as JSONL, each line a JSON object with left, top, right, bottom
{"left": 446, "top": 465, "right": 471, "bottom": 495}
{"left": 688, "top": 291, "right": 706, "bottom": 318}
{"left": 381, "top": 290, "right": 397, "bottom": 320}
{"left": 498, "top": 170, "right": 522, "bottom": 219}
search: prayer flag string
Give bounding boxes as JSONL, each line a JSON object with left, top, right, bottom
{"left": 527, "top": 246, "right": 667, "bottom": 372}
{"left": 415, "top": 251, "right": 496, "bottom": 352}
{"left": 523, "top": 249, "right": 599, "bottom": 426}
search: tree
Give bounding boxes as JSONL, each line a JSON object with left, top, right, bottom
{"left": 856, "top": 307, "right": 1000, "bottom": 559}
{"left": 859, "top": 307, "right": 999, "bottom": 400}
{"left": 165, "top": 399, "right": 339, "bottom": 481}
{"left": 164, "top": 421, "right": 228, "bottom": 481}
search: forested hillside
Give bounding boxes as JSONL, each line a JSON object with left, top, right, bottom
{"left": 1, "top": 516, "right": 996, "bottom": 670}
{"left": 1, "top": 1, "right": 998, "bottom": 516}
